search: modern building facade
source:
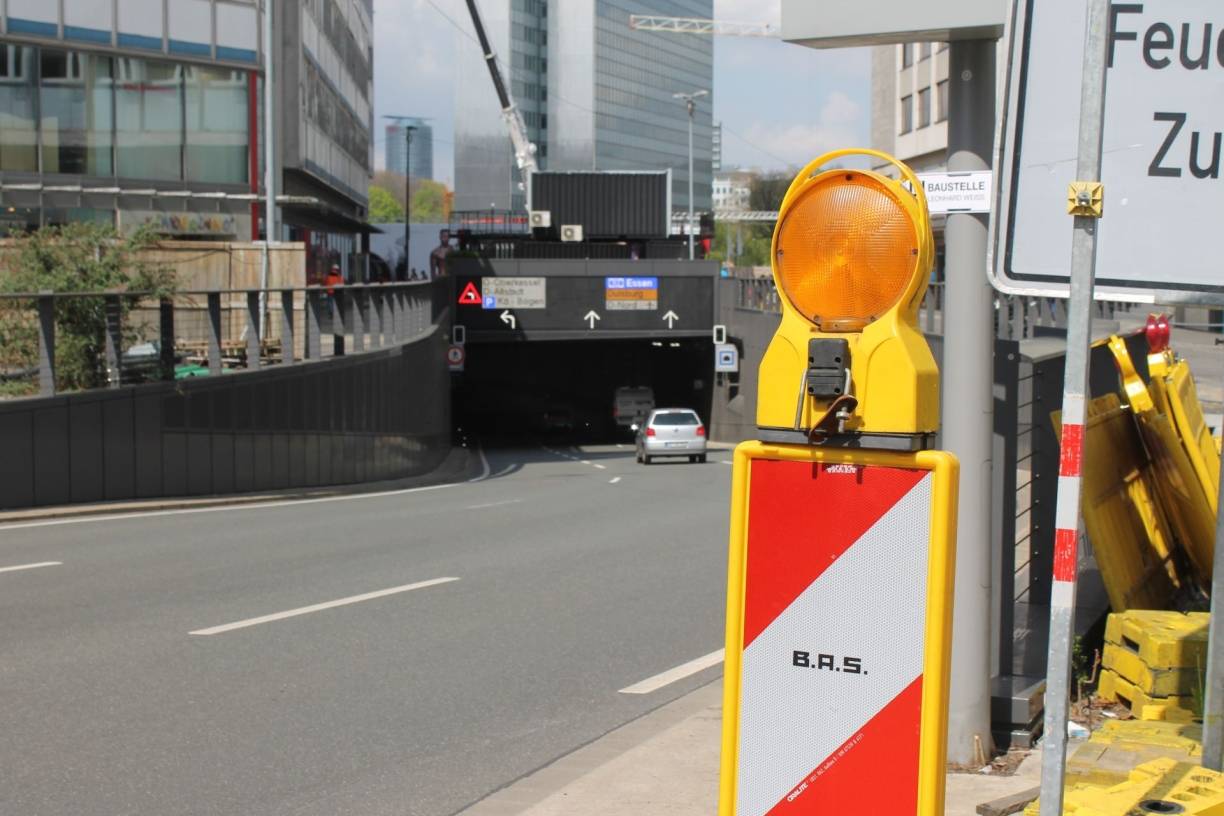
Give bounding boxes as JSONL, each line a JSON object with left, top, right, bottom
{"left": 454, "top": 0, "right": 713, "bottom": 215}
{"left": 711, "top": 121, "right": 721, "bottom": 173}
{"left": 869, "top": 42, "right": 950, "bottom": 174}
{"left": 0, "top": 0, "right": 374, "bottom": 283}
{"left": 385, "top": 117, "right": 434, "bottom": 180}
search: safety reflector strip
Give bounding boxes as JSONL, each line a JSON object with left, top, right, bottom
{"left": 1059, "top": 422, "right": 1084, "bottom": 478}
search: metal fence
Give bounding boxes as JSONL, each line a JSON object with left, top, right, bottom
{"left": 733, "top": 277, "right": 1138, "bottom": 342}
{"left": 1, "top": 280, "right": 443, "bottom": 399}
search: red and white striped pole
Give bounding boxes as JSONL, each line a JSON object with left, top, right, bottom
{"left": 1038, "top": 1, "right": 1109, "bottom": 813}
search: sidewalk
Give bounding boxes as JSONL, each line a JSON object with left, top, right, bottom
{"left": 462, "top": 679, "right": 1044, "bottom": 816}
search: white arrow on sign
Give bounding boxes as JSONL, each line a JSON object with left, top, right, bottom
{"left": 662, "top": 310, "right": 679, "bottom": 329}
{"left": 500, "top": 310, "right": 516, "bottom": 330}
{"left": 584, "top": 310, "right": 601, "bottom": 329}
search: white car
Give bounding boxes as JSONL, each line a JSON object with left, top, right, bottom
{"left": 634, "top": 408, "right": 707, "bottom": 464}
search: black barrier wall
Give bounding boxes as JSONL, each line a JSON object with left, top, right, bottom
{"left": 0, "top": 325, "right": 451, "bottom": 509}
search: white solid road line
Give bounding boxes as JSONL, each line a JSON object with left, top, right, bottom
{"left": 609, "top": 476, "right": 622, "bottom": 484}
{"left": 466, "top": 499, "right": 522, "bottom": 510}
{"left": 189, "top": 577, "right": 460, "bottom": 636}
{"left": 0, "top": 561, "right": 62, "bottom": 575}
{"left": 618, "top": 649, "right": 724, "bottom": 695}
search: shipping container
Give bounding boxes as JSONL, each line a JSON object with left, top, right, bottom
{"left": 528, "top": 171, "right": 671, "bottom": 240}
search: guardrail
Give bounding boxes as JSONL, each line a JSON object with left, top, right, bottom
{"left": 0, "top": 280, "right": 442, "bottom": 398}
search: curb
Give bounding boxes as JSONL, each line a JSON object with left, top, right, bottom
{"left": 0, "top": 446, "right": 478, "bottom": 525}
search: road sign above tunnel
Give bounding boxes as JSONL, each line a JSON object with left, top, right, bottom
{"left": 451, "top": 259, "right": 717, "bottom": 341}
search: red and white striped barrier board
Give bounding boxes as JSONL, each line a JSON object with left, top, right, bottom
{"left": 720, "top": 446, "right": 957, "bottom": 816}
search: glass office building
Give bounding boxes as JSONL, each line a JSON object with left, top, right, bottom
{"left": 454, "top": 0, "right": 712, "bottom": 214}
{"left": 0, "top": 0, "right": 374, "bottom": 284}
{"left": 385, "top": 118, "right": 435, "bottom": 181}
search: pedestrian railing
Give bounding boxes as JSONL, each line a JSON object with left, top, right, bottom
{"left": 0, "top": 279, "right": 444, "bottom": 399}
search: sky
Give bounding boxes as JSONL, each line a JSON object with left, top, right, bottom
{"left": 371, "top": 0, "right": 873, "bottom": 185}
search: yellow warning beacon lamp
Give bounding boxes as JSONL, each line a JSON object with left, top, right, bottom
{"left": 757, "top": 148, "right": 939, "bottom": 446}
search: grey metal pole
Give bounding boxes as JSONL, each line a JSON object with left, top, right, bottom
{"left": 942, "top": 37, "right": 997, "bottom": 766}
{"left": 687, "top": 99, "right": 695, "bottom": 261}
{"left": 260, "top": 0, "right": 277, "bottom": 336}
{"left": 1203, "top": 402, "right": 1224, "bottom": 768}
{"left": 1039, "top": 1, "right": 1109, "bottom": 812}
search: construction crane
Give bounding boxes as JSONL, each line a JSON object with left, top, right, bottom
{"left": 463, "top": 0, "right": 539, "bottom": 179}
{"left": 628, "top": 15, "right": 777, "bottom": 38}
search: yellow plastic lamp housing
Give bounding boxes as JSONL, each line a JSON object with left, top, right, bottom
{"left": 775, "top": 172, "right": 920, "bottom": 332}
{"left": 756, "top": 148, "right": 939, "bottom": 439}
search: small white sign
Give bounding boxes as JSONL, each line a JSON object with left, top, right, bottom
{"left": 481, "top": 277, "right": 546, "bottom": 310}
{"left": 715, "top": 343, "right": 739, "bottom": 373}
{"left": 918, "top": 171, "right": 993, "bottom": 214}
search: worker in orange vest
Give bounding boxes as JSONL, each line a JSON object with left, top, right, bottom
{"left": 324, "top": 264, "right": 343, "bottom": 295}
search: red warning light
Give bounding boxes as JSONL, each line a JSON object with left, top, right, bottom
{"left": 1145, "top": 313, "right": 1171, "bottom": 352}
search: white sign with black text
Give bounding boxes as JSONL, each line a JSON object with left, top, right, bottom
{"left": 918, "top": 172, "right": 993, "bottom": 214}
{"left": 991, "top": 0, "right": 1224, "bottom": 301}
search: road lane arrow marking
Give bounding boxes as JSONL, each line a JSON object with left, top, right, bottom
{"left": 584, "top": 310, "right": 601, "bottom": 329}
{"left": 662, "top": 310, "right": 679, "bottom": 328}
{"left": 500, "top": 310, "right": 516, "bottom": 329}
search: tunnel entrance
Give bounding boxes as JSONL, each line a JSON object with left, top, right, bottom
{"left": 453, "top": 338, "right": 714, "bottom": 445}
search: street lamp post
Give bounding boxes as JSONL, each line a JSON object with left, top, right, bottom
{"left": 673, "top": 89, "right": 708, "bottom": 261}
{"left": 403, "top": 126, "right": 415, "bottom": 278}
{"left": 384, "top": 116, "right": 425, "bottom": 278}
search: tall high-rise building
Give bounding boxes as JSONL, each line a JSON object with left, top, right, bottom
{"left": 712, "top": 122, "right": 722, "bottom": 173}
{"left": 454, "top": 0, "right": 713, "bottom": 214}
{"left": 385, "top": 118, "right": 434, "bottom": 180}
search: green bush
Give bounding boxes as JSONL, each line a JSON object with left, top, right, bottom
{"left": 0, "top": 223, "right": 176, "bottom": 392}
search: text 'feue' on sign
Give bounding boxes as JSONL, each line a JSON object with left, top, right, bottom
{"left": 991, "top": 0, "right": 1224, "bottom": 302}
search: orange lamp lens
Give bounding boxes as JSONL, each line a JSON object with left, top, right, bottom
{"left": 775, "top": 176, "right": 918, "bottom": 331}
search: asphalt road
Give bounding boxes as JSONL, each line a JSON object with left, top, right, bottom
{"left": 0, "top": 442, "right": 731, "bottom": 816}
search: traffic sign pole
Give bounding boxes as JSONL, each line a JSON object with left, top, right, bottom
{"left": 1038, "top": 1, "right": 1109, "bottom": 813}
{"left": 1204, "top": 425, "right": 1224, "bottom": 769}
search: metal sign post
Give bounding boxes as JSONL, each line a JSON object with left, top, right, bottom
{"left": 1038, "top": 1, "right": 1109, "bottom": 813}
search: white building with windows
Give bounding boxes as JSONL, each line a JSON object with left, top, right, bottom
{"left": 712, "top": 169, "right": 750, "bottom": 212}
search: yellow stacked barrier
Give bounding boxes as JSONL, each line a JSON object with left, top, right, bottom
{"left": 1067, "top": 720, "right": 1203, "bottom": 789}
{"left": 1108, "top": 334, "right": 1217, "bottom": 585}
{"left": 1054, "top": 394, "right": 1179, "bottom": 611}
{"left": 1098, "top": 611, "right": 1207, "bottom": 722}
{"left": 1025, "top": 758, "right": 1224, "bottom": 815}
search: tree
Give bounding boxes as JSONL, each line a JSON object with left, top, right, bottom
{"left": 411, "top": 180, "right": 450, "bottom": 222}
{"left": 0, "top": 223, "right": 176, "bottom": 392}
{"left": 369, "top": 185, "right": 405, "bottom": 222}
{"left": 370, "top": 171, "right": 452, "bottom": 223}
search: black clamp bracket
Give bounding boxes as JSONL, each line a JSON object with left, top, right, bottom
{"left": 805, "top": 338, "right": 851, "bottom": 399}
